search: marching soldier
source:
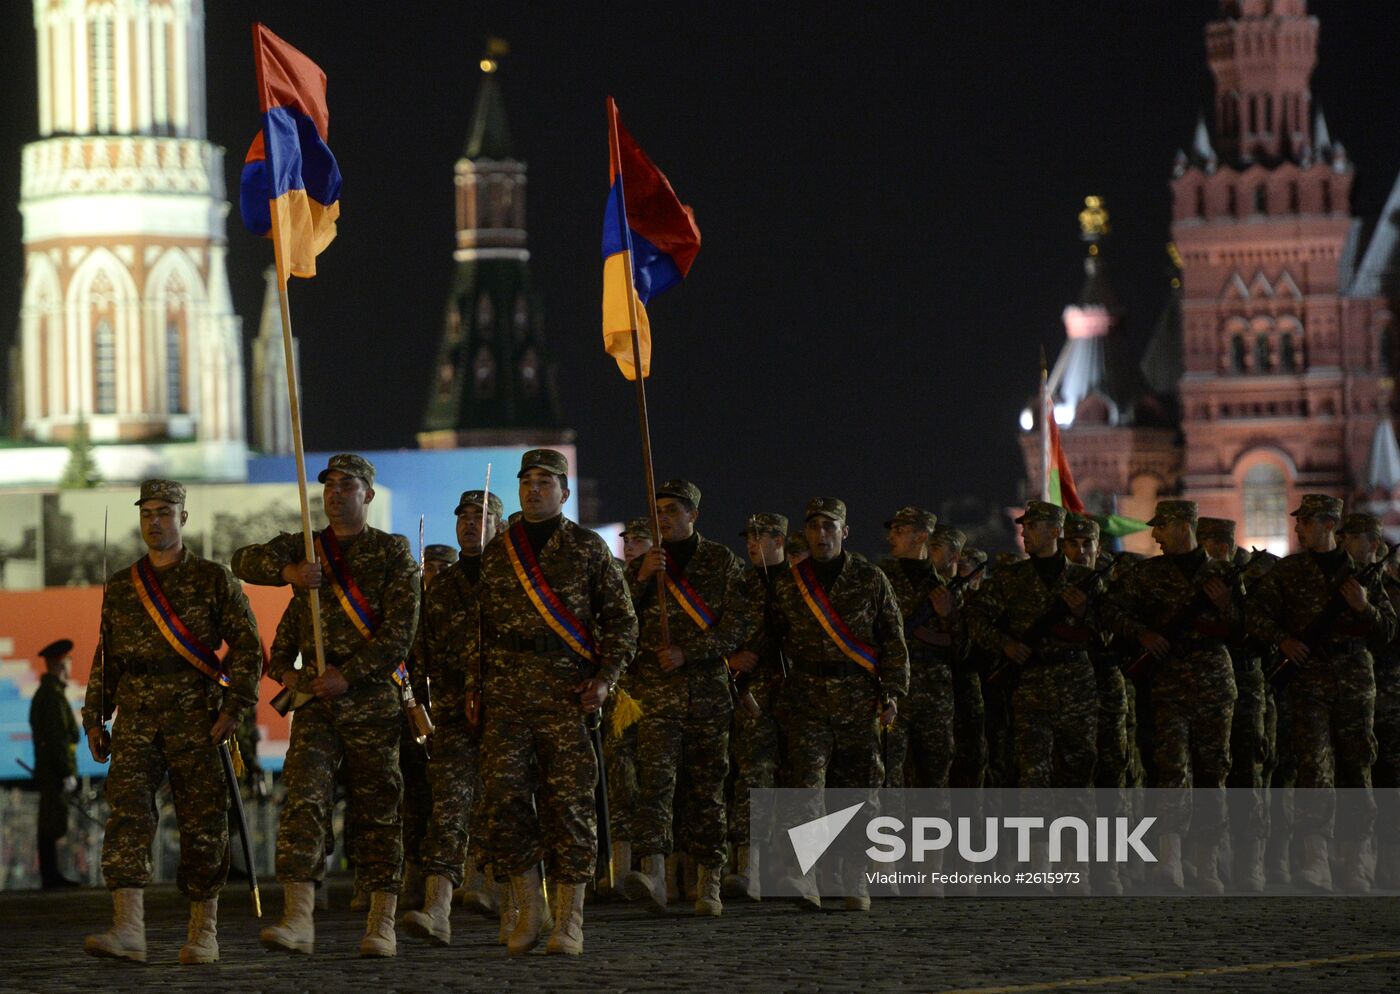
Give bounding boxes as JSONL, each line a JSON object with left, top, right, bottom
{"left": 1245, "top": 495, "right": 1395, "bottom": 891}
{"left": 467, "top": 449, "right": 637, "bottom": 955}
{"left": 621, "top": 517, "right": 654, "bottom": 565}
{"left": 933, "top": 526, "right": 987, "bottom": 790}
{"left": 422, "top": 544, "right": 458, "bottom": 583}
{"left": 621, "top": 480, "right": 754, "bottom": 917}
{"left": 81, "top": 480, "right": 263, "bottom": 964}
{"left": 30, "top": 638, "right": 80, "bottom": 889}
{"left": 1102, "top": 500, "right": 1240, "bottom": 892}
{"left": 237, "top": 454, "right": 421, "bottom": 957}
{"left": 400, "top": 490, "right": 502, "bottom": 946}
{"left": 1374, "top": 542, "right": 1400, "bottom": 888}
{"left": 723, "top": 512, "right": 789, "bottom": 900}
{"left": 767, "top": 497, "right": 908, "bottom": 911}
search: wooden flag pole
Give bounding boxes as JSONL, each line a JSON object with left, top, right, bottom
{"left": 609, "top": 101, "right": 670, "bottom": 647}
{"left": 269, "top": 196, "right": 328, "bottom": 678}
{"left": 1039, "top": 347, "right": 1051, "bottom": 504}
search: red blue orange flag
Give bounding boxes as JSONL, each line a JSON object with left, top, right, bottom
{"left": 602, "top": 97, "right": 701, "bottom": 380}
{"left": 239, "top": 24, "right": 342, "bottom": 282}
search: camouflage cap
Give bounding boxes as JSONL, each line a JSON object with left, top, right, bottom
{"left": 318, "top": 453, "right": 375, "bottom": 488}
{"left": 805, "top": 497, "right": 847, "bottom": 523}
{"left": 622, "top": 517, "right": 653, "bottom": 540}
{"left": 1291, "top": 493, "right": 1344, "bottom": 520}
{"left": 656, "top": 479, "right": 701, "bottom": 509}
{"left": 1063, "top": 514, "right": 1100, "bottom": 540}
{"left": 740, "top": 512, "right": 789, "bottom": 538}
{"left": 518, "top": 448, "right": 569, "bottom": 478}
{"left": 453, "top": 489, "right": 505, "bottom": 517}
{"left": 931, "top": 524, "right": 967, "bottom": 550}
{"left": 1146, "top": 499, "right": 1198, "bottom": 527}
{"left": 1015, "top": 500, "right": 1065, "bottom": 527}
{"left": 1196, "top": 517, "right": 1237, "bottom": 542}
{"left": 786, "top": 532, "right": 810, "bottom": 556}
{"left": 961, "top": 547, "right": 988, "bottom": 568}
{"left": 424, "top": 543, "right": 459, "bottom": 564}
{"left": 1338, "top": 512, "right": 1384, "bottom": 538}
{"left": 883, "top": 506, "right": 937, "bottom": 532}
{"left": 135, "top": 478, "right": 186, "bottom": 506}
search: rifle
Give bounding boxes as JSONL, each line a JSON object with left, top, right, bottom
{"left": 985, "top": 559, "right": 1112, "bottom": 685}
{"left": 1268, "top": 542, "right": 1400, "bottom": 688}
{"left": 217, "top": 742, "right": 261, "bottom": 917}
{"left": 1123, "top": 548, "right": 1265, "bottom": 681}
{"left": 906, "top": 561, "right": 986, "bottom": 647}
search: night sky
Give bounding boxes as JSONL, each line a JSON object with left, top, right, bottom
{"left": 4, "top": 2, "right": 1400, "bottom": 553}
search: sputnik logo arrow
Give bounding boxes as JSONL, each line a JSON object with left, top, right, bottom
{"left": 787, "top": 801, "right": 866, "bottom": 874}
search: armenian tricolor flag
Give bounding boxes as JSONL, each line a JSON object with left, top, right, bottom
{"left": 602, "top": 97, "right": 701, "bottom": 380}
{"left": 240, "top": 24, "right": 342, "bottom": 282}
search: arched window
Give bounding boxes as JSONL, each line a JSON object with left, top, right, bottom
{"left": 1288, "top": 182, "right": 1299, "bottom": 212}
{"left": 1195, "top": 186, "right": 1206, "bottom": 218}
{"left": 1280, "top": 331, "right": 1297, "bottom": 372}
{"left": 1241, "top": 462, "right": 1289, "bottom": 556}
{"left": 1231, "top": 334, "right": 1247, "bottom": 372}
{"left": 95, "top": 319, "right": 116, "bottom": 413}
{"left": 1255, "top": 333, "right": 1271, "bottom": 372}
{"left": 1248, "top": 95, "right": 1258, "bottom": 134}
{"left": 1264, "top": 93, "right": 1273, "bottom": 133}
{"left": 1322, "top": 181, "right": 1332, "bottom": 214}
{"left": 475, "top": 294, "right": 495, "bottom": 337}
{"left": 1254, "top": 185, "right": 1267, "bottom": 214}
{"left": 1227, "top": 186, "right": 1238, "bottom": 216}
{"left": 473, "top": 346, "right": 496, "bottom": 398}
{"left": 166, "top": 320, "right": 184, "bottom": 413}
{"left": 518, "top": 347, "right": 540, "bottom": 398}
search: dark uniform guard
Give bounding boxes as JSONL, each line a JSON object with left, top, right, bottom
{"left": 237, "top": 454, "right": 421, "bottom": 957}
{"left": 81, "top": 479, "right": 263, "bottom": 964}
{"left": 30, "top": 638, "right": 80, "bottom": 889}
{"left": 468, "top": 449, "right": 638, "bottom": 956}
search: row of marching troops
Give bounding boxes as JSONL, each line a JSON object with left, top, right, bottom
{"left": 73, "top": 449, "right": 1400, "bottom": 964}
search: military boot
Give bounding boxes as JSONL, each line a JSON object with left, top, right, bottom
{"left": 507, "top": 866, "right": 547, "bottom": 956}
{"left": 695, "top": 864, "right": 723, "bottom": 916}
{"left": 1295, "top": 835, "right": 1334, "bottom": 892}
{"left": 496, "top": 875, "right": 518, "bottom": 945}
{"left": 1264, "top": 831, "right": 1292, "bottom": 884}
{"left": 178, "top": 897, "right": 219, "bottom": 964}
{"left": 622, "top": 854, "right": 668, "bottom": 913}
{"left": 1233, "top": 837, "right": 1266, "bottom": 893}
{"left": 84, "top": 888, "right": 147, "bottom": 963}
{"left": 843, "top": 864, "right": 871, "bottom": 912}
{"left": 359, "top": 891, "right": 397, "bottom": 957}
{"left": 1193, "top": 840, "right": 1225, "bottom": 895}
{"left": 723, "top": 844, "right": 757, "bottom": 900}
{"left": 400, "top": 873, "right": 452, "bottom": 945}
{"left": 455, "top": 863, "right": 495, "bottom": 915}
{"left": 259, "top": 880, "right": 316, "bottom": 955}
{"left": 1152, "top": 833, "right": 1184, "bottom": 890}
{"left": 1336, "top": 839, "right": 1374, "bottom": 894}
{"left": 545, "top": 882, "right": 586, "bottom": 956}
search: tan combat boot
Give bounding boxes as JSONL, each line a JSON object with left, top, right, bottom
{"left": 1152, "top": 833, "right": 1184, "bottom": 890}
{"left": 722, "top": 844, "right": 752, "bottom": 900}
{"left": 84, "top": 888, "right": 147, "bottom": 963}
{"left": 1264, "top": 831, "right": 1292, "bottom": 884}
{"left": 695, "top": 864, "right": 723, "bottom": 916}
{"left": 1336, "top": 839, "right": 1373, "bottom": 894}
{"left": 1193, "top": 840, "right": 1225, "bottom": 895}
{"left": 359, "top": 891, "right": 398, "bottom": 957}
{"left": 1233, "top": 837, "right": 1266, "bottom": 893}
{"left": 496, "top": 875, "right": 518, "bottom": 945}
{"left": 507, "top": 865, "right": 547, "bottom": 956}
{"left": 545, "top": 881, "right": 586, "bottom": 956}
{"left": 178, "top": 896, "right": 219, "bottom": 964}
{"left": 259, "top": 880, "right": 316, "bottom": 955}
{"left": 1295, "top": 835, "right": 1334, "bottom": 892}
{"left": 400, "top": 873, "right": 452, "bottom": 945}
{"left": 455, "top": 862, "right": 495, "bottom": 915}
{"left": 622, "top": 854, "right": 668, "bottom": 913}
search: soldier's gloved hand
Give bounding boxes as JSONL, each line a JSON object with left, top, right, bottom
{"left": 62, "top": 775, "right": 78, "bottom": 794}
{"left": 1280, "top": 638, "right": 1311, "bottom": 665}
{"left": 465, "top": 690, "right": 482, "bottom": 730}
{"left": 1002, "top": 640, "right": 1032, "bottom": 664}
{"left": 1138, "top": 631, "right": 1171, "bottom": 660}
{"left": 637, "top": 548, "right": 667, "bottom": 582}
{"left": 1341, "top": 577, "right": 1370, "bottom": 613}
{"left": 282, "top": 561, "right": 323, "bottom": 589}
{"left": 658, "top": 645, "right": 686, "bottom": 672}
{"left": 87, "top": 727, "right": 110, "bottom": 764}
{"left": 209, "top": 711, "right": 239, "bottom": 746}
{"left": 727, "top": 649, "right": 760, "bottom": 674}
{"left": 575, "top": 677, "right": 610, "bottom": 713}
{"left": 311, "top": 665, "right": 350, "bottom": 699}
{"left": 930, "top": 587, "right": 955, "bottom": 618}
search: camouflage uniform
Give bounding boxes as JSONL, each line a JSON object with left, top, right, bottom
{"left": 767, "top": 499, "right": 909, "bottom": 795}
{"left": 234, "top": 487, "right": 421, "bottom": 895}
{"left": 468, "top": 493, "right": 637, "bottom": 883}
{"left": 1101, "top": 501, "right": 1241, "bottom": 838}
{"left": 966, "top": 504, "right": 1100, "bottom": 789}
{"left": 624, "top": 482, "right": 755, "bottom": 870}
{"left": 878, "top": 511, "right": 965, "bottom": 789}
{"left": 1374, "top": 568, "right": 1400, "bottom": 880}
{"left": 977, "top": 552, "right": 1023, "bottom": 790}
{"left": 82, "top": 485, "right": 262, "bottom": 901}
{"left": 1245, "top": 496, "right": 1395, "bottom": 843}
{"left": 603, "top": 516, "right": 654, "bottom": 853}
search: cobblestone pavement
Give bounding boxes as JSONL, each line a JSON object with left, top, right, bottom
{"left": 1, "top": 879, "right": 1396, "bottom": 994}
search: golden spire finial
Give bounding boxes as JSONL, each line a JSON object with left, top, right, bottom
{"left": 480, "top": 37, "right": 509, "bottom": 74}
{"left": 1079, "top": 196, "right": 1110, "bottom": 241}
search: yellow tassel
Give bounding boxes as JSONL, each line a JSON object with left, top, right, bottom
{"left": 230, "top": 738, "right": 246, "bottom": 780}
{"left": 608, "top": 686, "right": 644, "bottom": 742}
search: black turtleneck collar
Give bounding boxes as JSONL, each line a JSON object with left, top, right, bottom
{"left": 663, "top": 531, "right": 700, "bottom": 573}
{"left": 1169, "top": 545, "right": 1207, "bottom": 579}
{"left": 1031, "top": 551, "right": 1065, "bottom": 586}
{"left": 1311, "top": 545, "right": 1348, "bottom": 574}
{"left": 811, "top": 552, "right": 847, "bottom": 590}
{"left": 898, "top": 557, "right": 933, "bottom": 584}
{"left": 522, "top": 515, "right": 562, "bottom": 553}
{"left": 459, "top": 554, "right": 482, "bottom": 585}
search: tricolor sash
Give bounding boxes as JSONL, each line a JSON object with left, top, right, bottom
{"left": 131, "top": 558, "right": 230, "bottom": 686}
{"left": 664, "top": 557, "right": 717, "bottom": 631}
{"left": 502, "top": 523, "right": 600, "bottom": 663}
{"left": 315, "top": 529, "right": 380, "bottom": 639}
{"left": 792, "top": 560, "right": 879, "bottom": 676}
